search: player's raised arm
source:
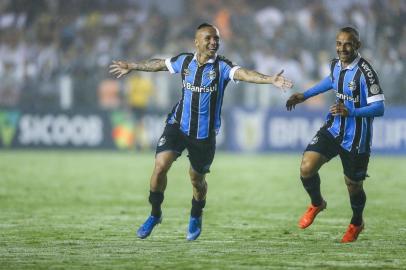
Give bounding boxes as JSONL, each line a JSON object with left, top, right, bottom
{"left": 233, "top": 68, "right": 293, "bottom": 90}
{"left": 109, "top": 59, "right": 168, "bottom": 78}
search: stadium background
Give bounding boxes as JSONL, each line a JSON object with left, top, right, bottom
{"left": 1, "top": 1, "right": 406, "bottom": 269}
{"left": 0, "top": 0, "right": 405, "bottom": 153}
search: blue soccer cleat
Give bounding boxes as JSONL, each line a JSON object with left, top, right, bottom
{"left": 137, "top": 215, "right": 162, "bottom": 239}
{"left": 186, "top": 216, "right": 202, "bottom": 241}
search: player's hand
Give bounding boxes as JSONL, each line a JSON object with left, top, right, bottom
{"left": 272, "top": 70, "right": 293, "bottom": 90}
{"left": 286, "top": 93, "right": 305, "bottom": 111}
{"left": 329, "top": 101, "right": 349, "bottom": 116}
{"left": 109, "top": 60, "right": 132, "bottom": 78}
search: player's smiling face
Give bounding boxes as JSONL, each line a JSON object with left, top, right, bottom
{"left": 195, "top": 26, "right": 220, "bottom": 58}
{"left": 336, "top": 32, "right": 360, "bottom": 66}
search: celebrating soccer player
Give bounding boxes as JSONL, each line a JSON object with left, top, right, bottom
{"left": 286, "top": 27, "right": 384, "bottom": 242}
{"left": 109, "top": 23, "right": 292, "bottom": 241}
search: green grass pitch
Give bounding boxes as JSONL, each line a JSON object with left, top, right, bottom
{"left": 1, "top": 151, "right": 405, "bottom": 269}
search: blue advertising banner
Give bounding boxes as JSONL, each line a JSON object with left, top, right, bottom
{"left": 1, "top": 107, "right": 405, "bottom": 154}
{"left": 224, "top": 107, "right": 406, "bottom": 154}
{"left": 371, "top": 107, "right": 406, "bottom": 154}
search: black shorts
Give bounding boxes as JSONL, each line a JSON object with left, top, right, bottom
{"left": 305, "top": 128, "right": 370, "bottom": 181}
{"left": 155, "top": 123, "right": 216, "bottom": 174}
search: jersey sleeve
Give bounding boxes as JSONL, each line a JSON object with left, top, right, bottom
{"left": 359, "top": 60, "right": 385, "bottom": 104}
{"left": 303, "top": 76, "right": 333, "bottom": 99}
{"left": 219, "top": 56, "right": 240, "bottom": 83}
{"left": 165, "top": 53, "right": 189, "bottom": 74}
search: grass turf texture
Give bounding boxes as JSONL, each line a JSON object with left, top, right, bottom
{"left": 1, "top": 151, "right": 405, "bottom": 270}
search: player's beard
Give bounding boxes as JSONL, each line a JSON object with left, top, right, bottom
{"left": 207, "top": 47, "right": 217, "bottom": 57}
{"left": 338, "top": 51, "right": 356, "bottom": 64}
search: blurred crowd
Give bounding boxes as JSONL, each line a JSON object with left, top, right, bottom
{"left": 0, "top": 0, "right": 404, "bottom": 112}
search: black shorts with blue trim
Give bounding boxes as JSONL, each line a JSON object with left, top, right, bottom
{"left": 155, "top": 123, "right": 216, "bottom": 174}
{"left": 305, "top": 127, "right": 370, "bottom": 182}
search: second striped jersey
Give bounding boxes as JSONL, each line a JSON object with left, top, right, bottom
{"left": 324, "top": 54, "right": 385, "bottom": 153}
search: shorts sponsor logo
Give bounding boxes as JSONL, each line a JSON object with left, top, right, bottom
{"left": 158, "top": 136, "right": 166, "bottom": 147}
{"left": 370, "top": 84, "right": 380, "bottom": 95}
{"left": 310, "top": 135, "right": 319, "bottom": 145}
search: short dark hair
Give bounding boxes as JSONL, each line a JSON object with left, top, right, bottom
{"left": 197, "top": 23, "right": 214, "bottom": 30}
{"left": 339, "top": 26, "right": 360, "bottom": 41}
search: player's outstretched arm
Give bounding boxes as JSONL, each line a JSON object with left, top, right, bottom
{"left": 286, "top": 93, "right": 305, "bottom": 111}
{"left": 233, "top": 68, "right": 293, "bottom": 90}
{"left": 286, "top": 76, "right": 333, "bottom": 111}
{"left": 109, "top": 59, "right": 168, "bottom": 78}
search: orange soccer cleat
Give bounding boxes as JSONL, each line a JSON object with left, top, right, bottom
{"left": 298, "top": 200, "right": 327, "bottom": 229}
{"left": 341, "top": 222, "right": 364, "bottom": 243}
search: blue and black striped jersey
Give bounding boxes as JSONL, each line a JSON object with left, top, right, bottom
{"left": 325, "top": 54, "right": 385, "bottom": 153}
{"left": 165, "top": 53, "right": 240, "bottom": 139}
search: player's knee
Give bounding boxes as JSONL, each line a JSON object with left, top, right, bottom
{"left": 345, "top": 177, "right": 363, "bottom": 193}
{"left": 300, "top": 159, "right": 317, "bottom": 178}
{"left": 347, "top": 183, "right": 363, "bottom": 195}
{"left": 154, "top": 159, "right": 171, "bottom": 177}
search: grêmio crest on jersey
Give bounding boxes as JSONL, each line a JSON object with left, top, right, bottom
{"left": 208, "top": 70, "right": 216, "bottom": 80}
{"left": 348, "top": 80, "right": 356, "bottom": 91}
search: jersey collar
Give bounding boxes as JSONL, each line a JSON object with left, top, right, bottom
{"left": 337, "top": 53, "right": 361, "bottom": 70}
{"left": 193, "top": 53, "right": 217, "bottom": 65}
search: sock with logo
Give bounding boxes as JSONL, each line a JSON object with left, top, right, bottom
{"left": 149, "top": 191, "right": 164, "bottom": 218}
{"left": 301, "top": 173, "right": 323, "bottom": 206}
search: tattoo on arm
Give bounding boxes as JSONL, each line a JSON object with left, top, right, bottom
{"left": 132, "top": 59, "right": 168, "bottom": 72}
{"left": 234, "top": 68, "right": 273, "bottom": 84}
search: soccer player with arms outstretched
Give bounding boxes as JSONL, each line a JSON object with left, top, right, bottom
{"left": 110, "top": 23, "right": 292, "bottom": 241}
{"left": 286, "top": 27, "right": 384, "bottom": 242}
